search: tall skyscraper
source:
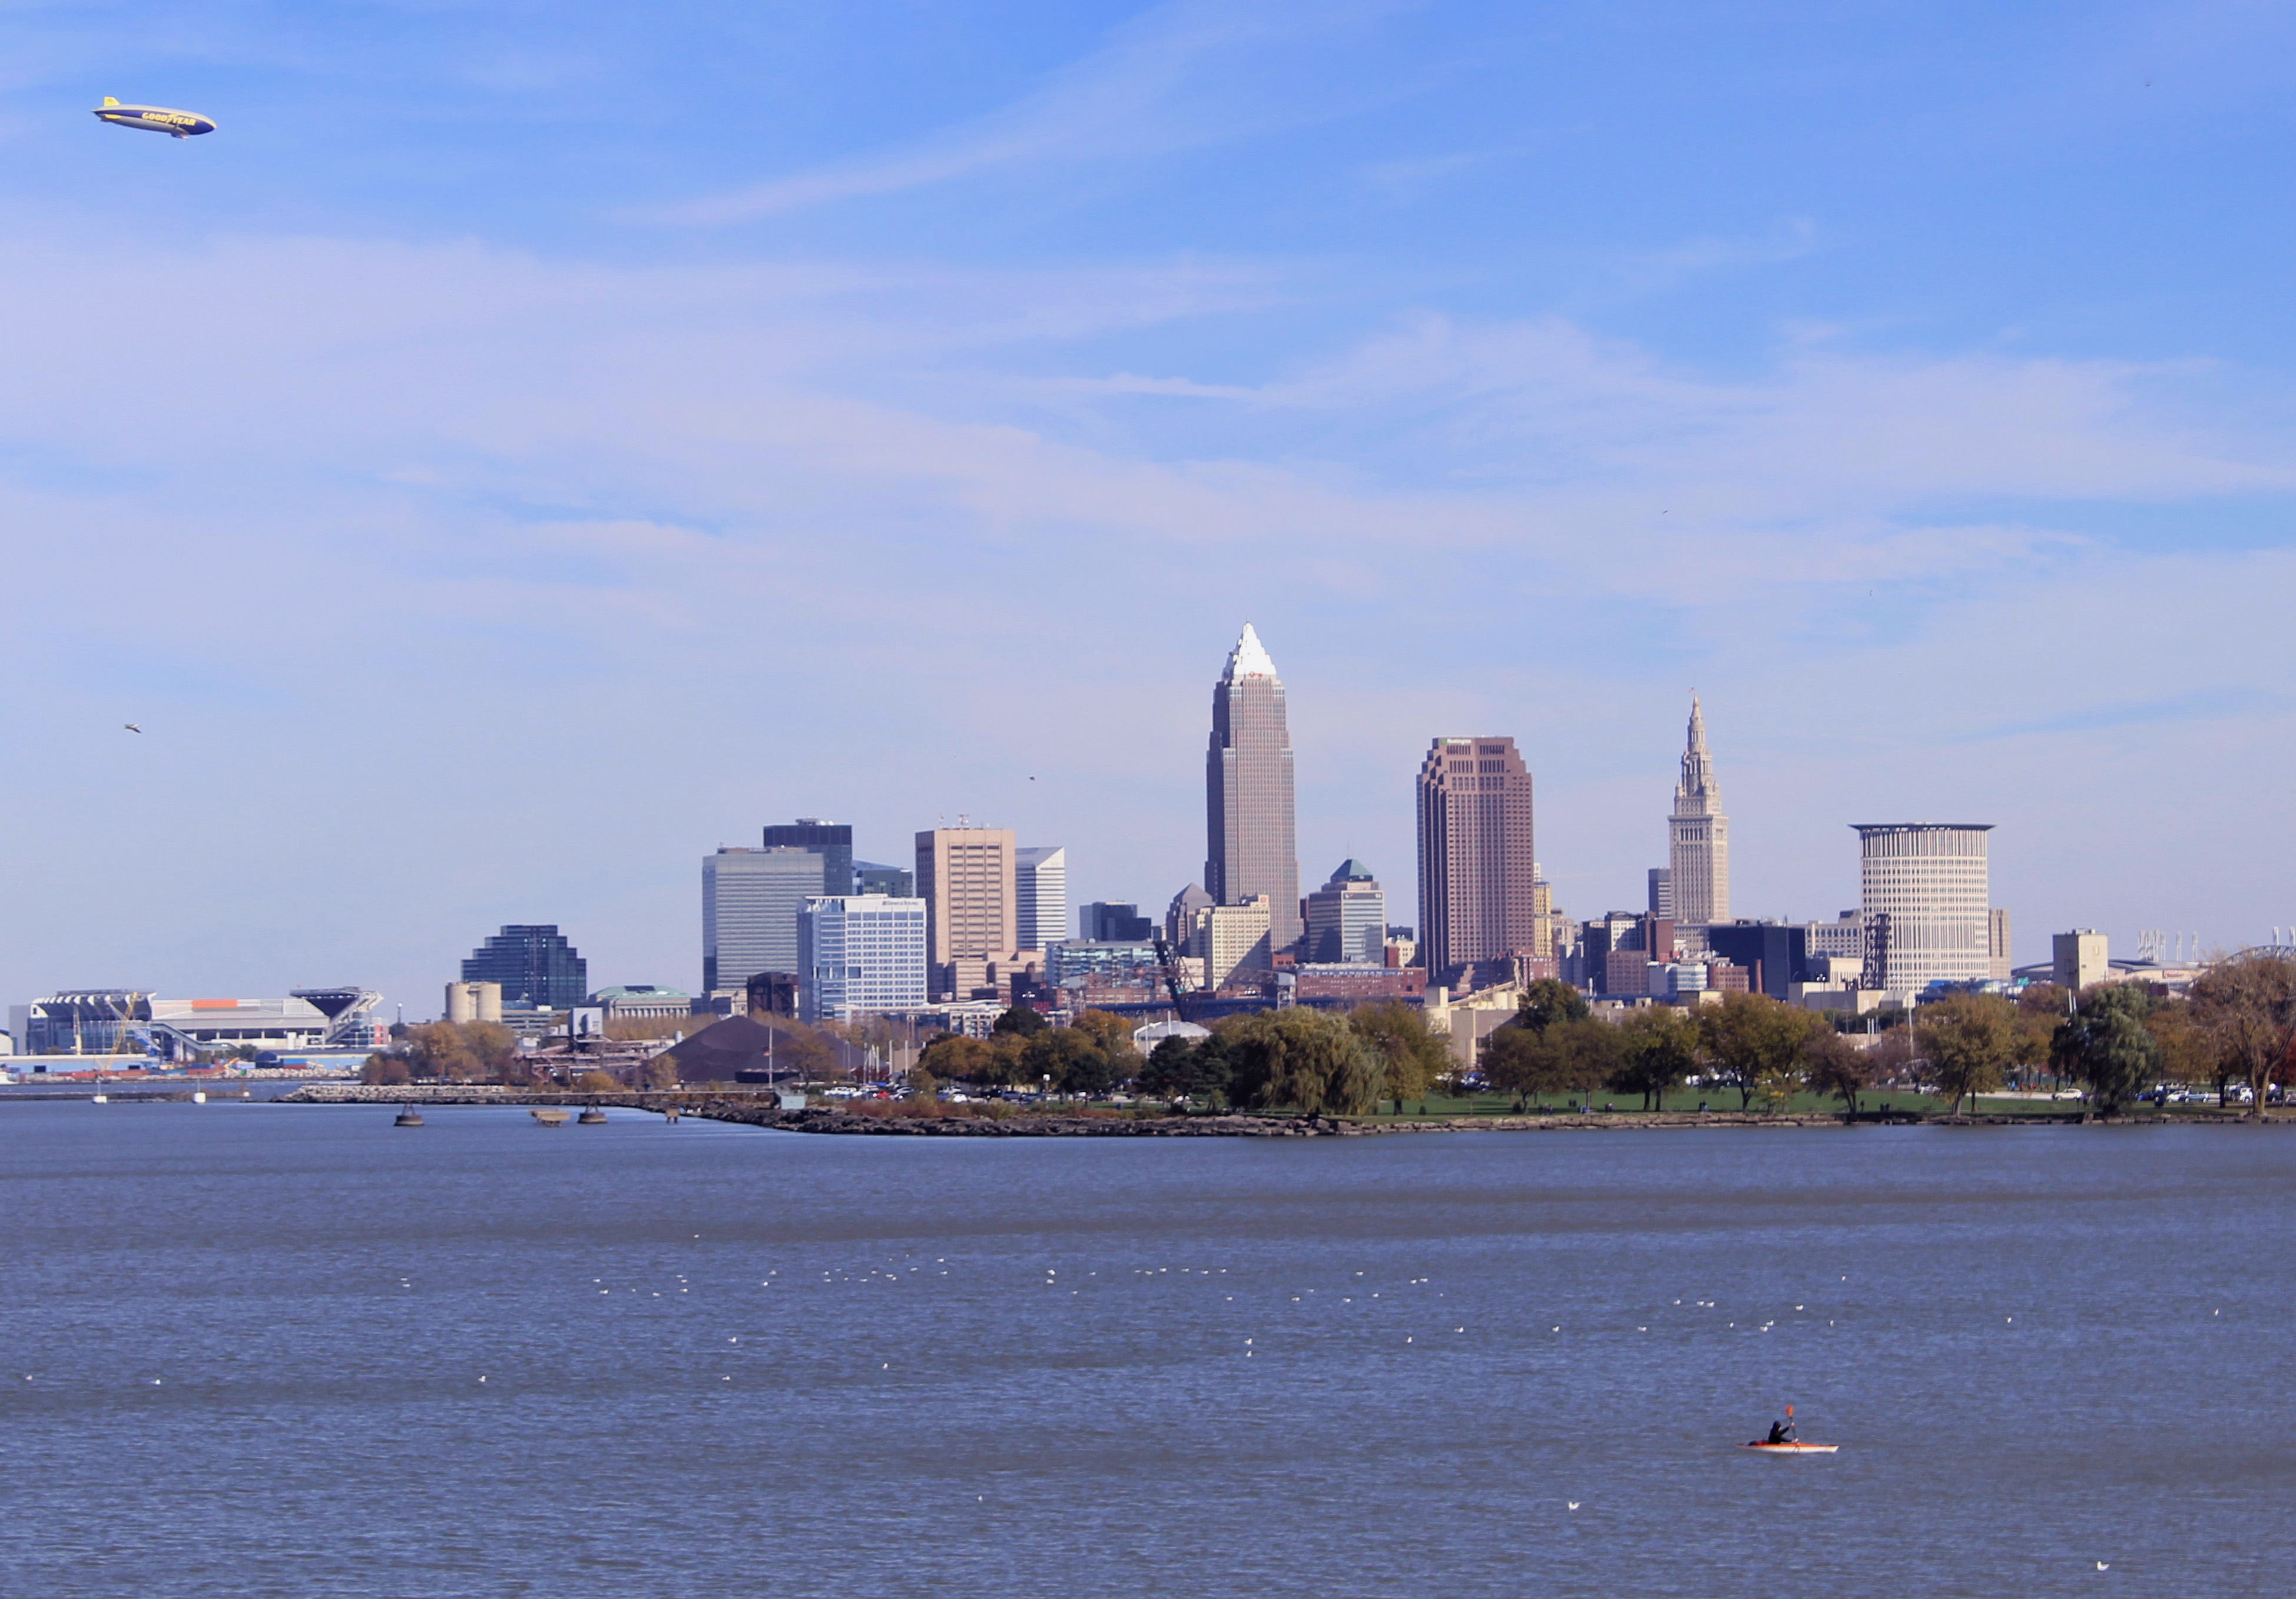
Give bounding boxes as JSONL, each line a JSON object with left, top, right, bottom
{"left": 1205, "top": 624, "right": 1301, "bottom": 951}
{"left": 1669, "top": 696, "right": 1730, "bottom": 927}
{"left": 1304, "top": 860, "right": 1387, "bottom": 964}
{"left": 915, "top": 825, "right": 1016, "bottom": 998}
{"left": 1415, "top": 736, "right": 1537, "bottom": 984}
{"left": 1015, "top": 846, "right": 1068, "bottom": 954}
{"left": 462, "top": 925, "right": 588, "bottom": 1010}
{"left": 800, "top": 896, "right": 929, "bottom": 1023}
{"left": 703, "top": 847, "right": 826, "bottom": 997}
{"left": 763, "top": 818, "right": 853, "bottom": 895}
{"left": 1854, "top": 824, "right": 1993, "bottom": 998}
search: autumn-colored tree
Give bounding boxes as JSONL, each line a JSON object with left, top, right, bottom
{"left": 1609, "top": 1008, "right": 1700, "bottom": 1111}
{"left": 2143, "top": 999, "right": 2214, "bottom": 1095}
{"left": 768, "top": 1023, "right": 842, "bottom": 1084}
{"left": 2189, "top": 953, "right": 2296, "bottom": 1114}
{"left": 1068, "top": 1009, "right": 1142, "bottom": 1089}
{"left": 1698, "top": 993, "right": 1823, "bottom": 1112}
{"left": 361, "top": 1053, "right": 410, "bottom": 1086}
{"left": 919, "top": 1033, "right": 996, "bottom": 1083}
{"left": 1485, "top": 1016, "right": 1619, "bottom": 1109}
{"left": 1803, "top": 1029, "right": 1871, "bottom": 1114}
{"left": 1915, "top": 993, "right": 2023, "bottom": 1115}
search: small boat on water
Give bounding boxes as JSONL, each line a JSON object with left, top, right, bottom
{"left": 577, "top": 1107, "right": 607, "bottom": 1125}
{"left": 1745, "top": 1405, "right": 1833, "bottom": 1452}
{"left": 91, "top": 1094, "right": 109, "bottom": 1104}
{"left": 531, "top": 1107, "right": 571, "bottom": 1127}
{"left": 393, "top": 1106, "right": 424, "bottom": 1127}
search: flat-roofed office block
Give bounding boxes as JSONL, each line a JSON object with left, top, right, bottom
{"left": 703, "top": 848, "right": 826, "bottom": 998}
{"left": 1416, "top": 736, "right": 1536, "bottom": 984}
{"left": 915, "top": 826, "right": 1017, "bottom": 999}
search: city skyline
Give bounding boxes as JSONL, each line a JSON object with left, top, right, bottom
{"left": 4, "top": 5, "right": 2292, "bottom": 1016}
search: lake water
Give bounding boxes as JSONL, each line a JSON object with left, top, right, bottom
{"left": 2, "top": 1103, "right": 2292, "bottom": 1597}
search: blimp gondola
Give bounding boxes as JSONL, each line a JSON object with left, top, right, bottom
{"left": 92, "top": 97, "right": 216, "bottom": 138}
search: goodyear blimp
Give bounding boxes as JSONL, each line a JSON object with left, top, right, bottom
{"left": 92, "top": 97, "right": 216, "bottom": 138}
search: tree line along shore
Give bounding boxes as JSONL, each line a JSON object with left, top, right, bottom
{"left": 347, "top": 950, "right": 2296, "bottom": 1127}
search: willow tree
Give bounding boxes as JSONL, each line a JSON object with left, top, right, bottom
{"left": 2054, "top": 985, "right": 2161, "bottom": 1117}
{"left": 1228, "top": 1009, "right": 1384, "bottom": 1118}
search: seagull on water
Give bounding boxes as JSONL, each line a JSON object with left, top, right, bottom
{"left": 1568, "top": 1502, "right": 1580, "bottom": 1511}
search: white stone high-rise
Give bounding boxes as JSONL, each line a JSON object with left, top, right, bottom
{"left": 1856, "top": 824, "right": 1994, "bottom": 998}
{"left": 1668, "top": 695, "right": 1730, "bottom": 927}
{"left": 1015, "top": 846, "right": 1067, "bottom": 955}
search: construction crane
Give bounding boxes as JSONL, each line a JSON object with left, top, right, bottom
{"left": 1152, "top": 936, "right": 1194, "bottom": 1024}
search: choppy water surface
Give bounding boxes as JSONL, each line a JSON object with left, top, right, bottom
{"left": 2, "top": 1104, "right": 2292, "bottom": 1597}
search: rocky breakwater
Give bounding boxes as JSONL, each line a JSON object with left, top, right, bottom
{"left": 688, "top": 1103, "right": 1339, "bottom": 1137}
{"left": 283, "top": 1084, "right": 532, "bottom": 1104}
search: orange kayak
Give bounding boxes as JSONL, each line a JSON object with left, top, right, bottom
{"left": 1742, "top": 1442, "right": 1838, "bottom": 1454}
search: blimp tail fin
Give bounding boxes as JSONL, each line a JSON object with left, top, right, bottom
{"left": 102, "top": 96, "right": 120, "bottom": 107}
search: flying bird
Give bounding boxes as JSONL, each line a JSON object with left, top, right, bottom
{"left": 123, "top": 723, "right": 142, "bottom": 734}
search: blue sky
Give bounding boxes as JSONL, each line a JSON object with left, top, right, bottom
{"left": 2, "top": 0, "right": 2292, "bottom": 1014}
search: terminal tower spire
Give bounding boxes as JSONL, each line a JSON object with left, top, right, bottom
{"left": 1668, "top": 694, "right": 1730, "bottom": 926}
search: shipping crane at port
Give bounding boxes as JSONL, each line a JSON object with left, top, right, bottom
{"left": 1152, "top": 936, "right": 1194, "bottom": 1024}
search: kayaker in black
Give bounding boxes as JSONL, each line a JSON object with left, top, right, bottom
{"left": 1765, "top": 1417, "right": 1797, "bottom": 1445}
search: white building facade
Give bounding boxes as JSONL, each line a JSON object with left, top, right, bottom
{"left": 1854, "top": 824, "right": 1993, "bottom": 998}
{"left": 1015, "top": 845, "right": 1068, "bottom": 957}
{"left": 799, "top": 896, "right": 929, "bottom": 1023}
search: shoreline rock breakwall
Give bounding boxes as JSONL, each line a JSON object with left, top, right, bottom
{"left": 283, "top": 1085, "right": 2103, "bottom": 1132}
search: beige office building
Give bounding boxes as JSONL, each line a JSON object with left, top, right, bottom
{"left": 2053, "top": 930, "right": 2109, "bottom": 992}
{"left": 1416, "top": 735, "right": 1538, "bottom": 982}
{"left": 915, "top": 826, "right": 1017, "bottom": 1000}
{"left": 1191, "top": 895, "right": 1274, "bottom": 989}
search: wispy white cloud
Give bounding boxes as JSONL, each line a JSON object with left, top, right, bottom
{"left": 2, "top": 223, "right": 2292, "bottom": 998}
{"left": 637, "top": 0, "right": 1411, "bottom": 224}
